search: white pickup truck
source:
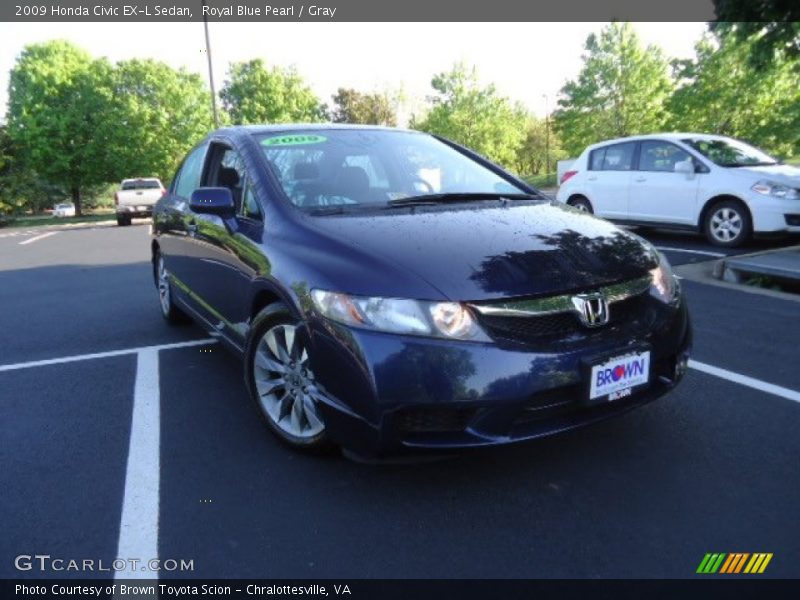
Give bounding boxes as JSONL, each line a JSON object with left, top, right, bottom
{"left": 114, "top": 178, "right": 165, "bottom": 226}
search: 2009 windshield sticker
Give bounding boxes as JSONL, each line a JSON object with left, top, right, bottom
{"left": 261, "top": 135, "right": 327, "bottom": 146}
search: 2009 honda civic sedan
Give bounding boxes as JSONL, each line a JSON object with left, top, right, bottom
{"left": 151, "top": 125, "right": 691, "bottom": 458}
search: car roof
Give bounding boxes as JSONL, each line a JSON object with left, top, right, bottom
{"left": 585, "top": 132, "right": 731, "bottom": 151}
{"left": 212, "top": 123, "right": 423, "bottom": 140}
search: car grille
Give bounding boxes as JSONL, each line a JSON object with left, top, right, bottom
{"left": 474, "top": 291, "right": 655, "bottom": 345}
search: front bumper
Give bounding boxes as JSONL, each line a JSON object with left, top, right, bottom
{"left": 305, "top": 296, "right": 692, "bottom": 456}
{"left": 747, "top": 195, "right": 800, "bottom": 233}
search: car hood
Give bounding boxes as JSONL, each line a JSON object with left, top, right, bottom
{"left": 731, "top": 163, "right": 800, "bottom": 187}
{"left": 303, "top": 201, "right": 657, "bottom": 302}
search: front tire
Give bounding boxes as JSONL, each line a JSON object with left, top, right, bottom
{"left": 244, "top": 304, "right": 332, "bottom": 453}
{"left": 704, "top": 200, "right": 751, "bottom": 247}
{"left": 117, "top": 214, "right": 131, "bottom": 226}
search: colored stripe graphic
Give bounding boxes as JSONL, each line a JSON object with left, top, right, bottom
{"left": 698, "top": 553, "right": 773, "bottom": 574}
{"left": 697, "top": 553, "right": 726, "bottom": 573}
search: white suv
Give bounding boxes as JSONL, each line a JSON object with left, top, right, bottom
{"left": 556, "top": 133, "right": 800, "bottom": 247}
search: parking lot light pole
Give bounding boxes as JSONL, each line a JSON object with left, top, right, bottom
{"left": 202, "top": 0, "right": 219, "bottom": 128}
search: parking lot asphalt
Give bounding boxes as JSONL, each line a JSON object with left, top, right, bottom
{"left": 1, "top": 223, "right": 799, "bottom": 579}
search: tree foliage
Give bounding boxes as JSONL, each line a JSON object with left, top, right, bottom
{"left": 669, "top": 30, "right": 800, "bottom": 158}
{"left": 220, "top": 59, "right": 325, "bottom": 125}
{"left": 412, "top": 63, "right": 526, "bottom": 169}
{"left": 553, "top": 22, "right": 673, "bottom": 157}
{"left": 6, "top": 41, "right": 116, "bottom": 214}
{"left": 712, "top": 2, "right": 800, "bottom": 67}
{"left": 330, "top": 88, "right": 398, "bottom": 126}
{"left": 513, "top": 115, "right": 568, "bottom": 176}
{"left": 6, "top": 41, "right": 214, "bottom": 215}
{"left": 106, "top": 59, "right": 213, "bottom": 181}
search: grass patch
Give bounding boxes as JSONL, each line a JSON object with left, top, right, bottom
{"left": 0, "top": 211, "right": 116, "bottom": 229}
{"left": 523, "top": 172, "right": 558, "bottom": 189}
{"left": 744, "top": 274, "right": 800, "bottom": 295}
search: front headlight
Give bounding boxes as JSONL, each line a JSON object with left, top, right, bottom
{"left": 752, "top": 180, "right": 799, "bottom": 200}
{"left": 649, "top": 252, "right": 680, "bottom": 305}
{"left": 310, "top": 289, "right": 488, "bottom": 341}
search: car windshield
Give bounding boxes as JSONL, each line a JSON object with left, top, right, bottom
{"left": 683, "top": 137, "right": 778, "bottom": 168}
{"left": 122, "top": 180, "right": 160, "bottom": 190}
{"left": 255, "top": 129, "right": 526, "bottom": 210}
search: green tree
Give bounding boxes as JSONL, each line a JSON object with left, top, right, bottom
{"left": 668, "top": 31, "right": 800, "bottom": 158}
{"left": 7, "top": 40, "right": 116, "bottom": 215}
{"left": 712, "top": 2, "right": 800, "bottom": 67}
{"left": 220, "top": 59, "right": 324, "bottom": 125}
{"left": 513, "top": 115, "right": 567, "bottom": 176}
{"left": 330, "top": 88, "right": 398, "bottom": 126}
{"left": 412, "top": 63, "right": 526, "bottom": 169}
{"left": 106, "top": 59, "right": 213, "bottom": 181}
{"left": 553, "top": 22, "right": 673, "bottom": 157}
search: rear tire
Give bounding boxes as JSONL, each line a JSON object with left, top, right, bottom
{"left": 244, "top": 303, "right": 333, "bottom": 454}
{"left": 567, "top": 196, "right": 593, "bottom": 214}
{"left": 155, "top": 252, "right": 188, "bottom": 324}
{"left": 703, "top": 200, "right": 751, "bottom": 247}
{"left": 117, "top": 214, "right": 131, "bottom": 226}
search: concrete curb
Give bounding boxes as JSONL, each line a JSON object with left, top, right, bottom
{"left": 712, "top": 244, "right": 800, "bottom": 284}
{"left": 675, "top": 245, "right": 800, "bottom": 304}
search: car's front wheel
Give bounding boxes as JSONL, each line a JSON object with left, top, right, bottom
{"left": 117, "top": 214, "right": 131, "bottom": 226}
{"left": 704, "top": 200, "right": 751, "bottom": 247}
{"left": 245, "top": 304, "right": 332, "bottom": 452}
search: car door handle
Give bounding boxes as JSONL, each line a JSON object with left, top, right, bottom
{"left": 634, "top": 176, "right": 647, "bottom": 183}
{"left": 587, "top": 176, "right": 597, "bottom": 181}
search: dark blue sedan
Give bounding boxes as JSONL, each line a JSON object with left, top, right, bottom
{"left": 151, "top": 125, "right": 691, "bottom": 458}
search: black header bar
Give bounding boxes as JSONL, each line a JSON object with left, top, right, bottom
{"left": 2, "top": 0, "right": 720, "bottom": 23}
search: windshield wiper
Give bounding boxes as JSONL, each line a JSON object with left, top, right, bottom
{"left": 386, "top": 192, "right": 541, "bottom": 207}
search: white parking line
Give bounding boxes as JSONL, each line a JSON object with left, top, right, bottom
{"left": 655, "top": 246, "right": 725, "bottom": 258}
{"left": 18, "top": 231, "right": 59, "bottom": 245}
{"left": 115, "top": 348, "right": 161, "bottom": 580}
{"left": 689, "top": 360, "right": 800, "bottom": 403}
{"left": 0, "top": 338, "right": 217, "bottom": 373}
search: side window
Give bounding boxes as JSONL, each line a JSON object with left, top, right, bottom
{"left": 241, "top": 181, "right": 262, "bottom": 221}
{"left": 599, "top": 142, "right": 635, "bottom": 171}
{"left": 175, "top": 143, "right": 208, "bottom": 199}
{"left": 589, "top": 148, "right": 606, "bottom": 170}
{"left": 207, "top": 146, "right": 246, "bottom": 212}
{"left": 639, "top": 141, "right": 692, "bottom": 172}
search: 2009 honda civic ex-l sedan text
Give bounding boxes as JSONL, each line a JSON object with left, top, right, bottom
{"left": 151, "top": 125, "right": 691, "bottom": 458}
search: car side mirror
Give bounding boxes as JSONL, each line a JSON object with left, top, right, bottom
{"left": 674, "top": 159, "right": 695, "bottom": 178}
{"left": 190, "top": 187, "right": 235, "bottom": 218}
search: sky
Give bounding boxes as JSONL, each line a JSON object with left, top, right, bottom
{"left": 0, "top": 22, "right": 708, "bottom": 121}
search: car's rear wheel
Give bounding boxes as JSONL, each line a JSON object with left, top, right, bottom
{"left": 245, "top": 305, "right": 332, "bottom": 452}
{"left": 117, "top": 214, "right": 131, "bottom": 226}
{"left": 156, "top": 253, "right": 187, "bottom": 324}
{"left": 704, "top": 200, "right": 751, "bottom": 247}
{"left": 567, "top": 196, "right": 593, "bottom": 214}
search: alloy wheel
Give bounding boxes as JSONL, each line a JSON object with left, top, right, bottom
{"left": 253, "top": 323, "right": 326, "bottom": 439}
{"left": 158, "top": 256, "right": 171, "bottom": 316}
{"left": 710, "top": 207, "right": 743, "bottom": 243}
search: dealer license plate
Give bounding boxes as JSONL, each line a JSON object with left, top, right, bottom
{"left": 589, "top": 350, "right": 650, "bottom": 401}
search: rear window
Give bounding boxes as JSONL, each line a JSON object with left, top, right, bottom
{"left": 122, "top": 180, "right": 161, "bottom": 190}
{"left": 589, "top": 142, "right": 635, "bottom": 171}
